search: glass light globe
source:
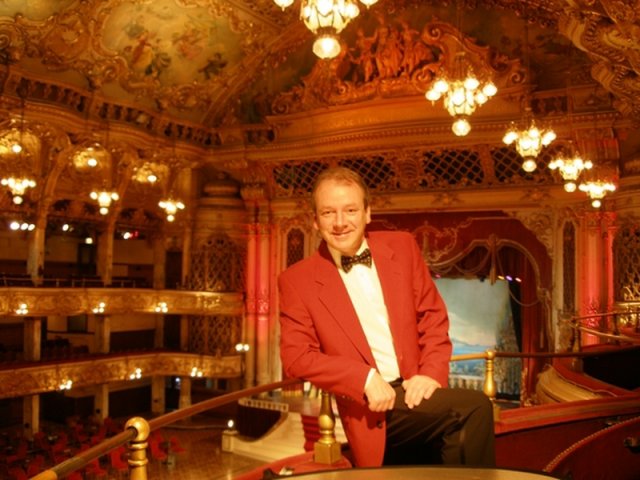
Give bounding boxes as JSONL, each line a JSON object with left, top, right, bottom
{"left": 452, "top": 117, "right": 471, "bottom": 136}
{"left": 522, "top": 158, "right": 537, "bottom": 173}
{"left": 313, "top": 34, "right": 340, "bottom": 59}
{"left": 483, "top": 82, "right": 497, "bottom": 97}
{"left": 564, "top": 182, "right": 577, "bottom": 193}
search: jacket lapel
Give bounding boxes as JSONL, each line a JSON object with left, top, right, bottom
{"left": 313, "top": 243, "right": 376, "bottom": 366}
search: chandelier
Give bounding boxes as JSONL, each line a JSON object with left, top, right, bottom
{"left": 548, "top": 150, "right": 592, "bottom": 192}
{"left": 90, "top": 190, "right": 119, "bottom": 215}
{"left": 579, "top": 179, "right": 616, "bottom": 208}
{"left": 425, "top": 52, "right": 497, "bottom": 136}
{"left": 159, "top": 198, "right": 185, "bottom": 222}
{"left": 503, "top": 108, "right": 556, "bottom": 173}
{"left": 1, "top": 177, "right": 36, "bottom": 204}
{"left": 72, "top": 141, "right": 110, "bottom": 169}
{"left": 274, "top": 0, "right": 377, "bottom": 59}
{"left": 0, "top": 115, "right": 39, "bottom": 204}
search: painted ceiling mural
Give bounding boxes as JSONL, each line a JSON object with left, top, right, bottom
{"left": 3, "top": 0, "right": 637, "bottom": 127}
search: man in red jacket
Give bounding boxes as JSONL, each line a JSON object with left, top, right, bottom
{"left": 279, "top": 166, "right": 495, "bottom": 467}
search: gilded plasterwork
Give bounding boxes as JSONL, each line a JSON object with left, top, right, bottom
{"left": 0, "top": 288, "right": 243, "bottom": 316}
{"left": 0, "top": 351, "right": 242, "bottom": 399}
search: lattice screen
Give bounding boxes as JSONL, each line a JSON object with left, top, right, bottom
{"left": 614, "top": 224, "right": 640, "bottom": 301}
{"left": 189, "top": 315, "right": 242, "bottom": 355}
{"left": 268, "top": 146, "right": 560, "bottom": 197}
{"left": 187, "top": 234, "right": 245, "bottom": 292}
{"left": 286, "top": 228, "right": 305, "bottom": 268}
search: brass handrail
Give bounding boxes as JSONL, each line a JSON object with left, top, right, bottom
{"left": 31, "top": 378, "right": 301, "bottom": 480}
{"left": 32, "top": 344, "right": 638, "bottom": 479}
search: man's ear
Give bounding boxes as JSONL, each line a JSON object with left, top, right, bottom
{"left": 365, "top": 206, "right": 372, "bottom": 224}
{"left": 312, "top": 215, "right": 319, "bottom": 231}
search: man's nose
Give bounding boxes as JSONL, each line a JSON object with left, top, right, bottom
{"left": 335, "top": 211, "right": 347, "bottom": 226}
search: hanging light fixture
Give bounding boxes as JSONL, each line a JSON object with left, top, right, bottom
{"left": 0, "top": 99, "right": 39, "bottom": 204}
{"left": 502, "top": 13, "right": 555, "bottom": 172}
{"left": 90, "top": 190, "right": 119, "bottom": 215}
{"left": 548, "top": 147, "right": 593, "bottom": 192}
{"left": 1, "top": 177, "right": 36, "bottom": 204}
{"left": 578, "top": 179, "right": 616, "bottom": 208}
{"left": 424, "top": 2, "right": 497, "bottom": 136}
{"left": 425, "top": 52, "right": 497, "bottom": 136}
{"left": 274, "top": 0, "right": 377, "bottom": 59}
{"left": 72, "top": 141, "right": 110, "bottom": 169}
{"left": 159, "top": 198, "right": 185, "bottom": 222}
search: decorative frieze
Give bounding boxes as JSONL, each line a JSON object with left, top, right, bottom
{"left": 0, "top": 351, "right": 242, "bottom": 399}
{"left": 0, "top": 288, "right": 243, "bottom": 317}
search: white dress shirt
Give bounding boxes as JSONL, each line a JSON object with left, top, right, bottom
{"left": 329, "top": 241, "right": 401, "bottom": 384}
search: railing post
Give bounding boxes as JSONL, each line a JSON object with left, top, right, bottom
{"left": 125, "top": 416, "right": 150, "bottom": 480}
{"left": 314, "top": 390, "right": 342, "bottom": 464}
{"left": 483, "top": 350, "right": 500, "bottom": 421}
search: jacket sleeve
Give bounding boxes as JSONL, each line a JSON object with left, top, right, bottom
{"left": 278, "top": 272, "right": 372, "bottom": 405}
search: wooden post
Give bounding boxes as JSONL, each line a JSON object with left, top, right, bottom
{"left": 483, "top": 350, "right": 500, "bottom": 421}
{"left": 314, "top": 390, "right": 342, "bottom": 464}
{"left": 125, "top": 416, "right": 150, "bottom": 480}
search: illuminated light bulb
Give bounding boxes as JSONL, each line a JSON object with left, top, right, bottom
{"left": 313, "top": 33, "right": 341, "bottom": 59}
{"left": 452, "top": 117, "right": 471, "bottom": 137}
{"left": 522, "top": 158, "right": 537, "bottom": 173}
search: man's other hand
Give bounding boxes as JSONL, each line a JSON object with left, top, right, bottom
{"left": 364, "top": 372, "right": 396, "bottom": 412}
{"left": 402, "top": 375, "right": 441, "bottom": 409}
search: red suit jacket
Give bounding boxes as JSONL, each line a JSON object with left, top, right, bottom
{"left": 279, "top": 230, "right": 452, "bottom": 467}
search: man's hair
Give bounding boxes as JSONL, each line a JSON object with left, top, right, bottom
{"left": 310, "top": 166, "right": 370, "bottom": 213}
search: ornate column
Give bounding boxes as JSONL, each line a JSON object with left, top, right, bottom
{"left": 94, "top": 385, "right": 109, "bottom": 422}
{"left": 154, "top": 313, "right": 164, "bottom": 349}
{"left": 178, "top": 377, "right": 192, "bottom": 409}
{"left": 244, "top": 223, "right": 258, "bottom": 388}
{"left": 23, "top": 317, "right": 41, "bottom": 438}
{"left": 151, "top": 375, "right": 165, "bottom": 415}
{"left": 152, "top": 232, "right": 166, "bottom": 289}
{"left": 97, "top": 223, "right": 115, "bottom": 285}
{"left": 94, "top": 314, "right": 110, "bottom": 354}
{"left": 577, "top": 210, "right": 605, "bottom": 345}
{"left": 26, "top": 217, "right": 46, "bottom": 286}
{"left": 601, "top": 212, "right": 618, "bottom": 311}
{"left": 256, "top": 222, "right": 271, "bottom": 386}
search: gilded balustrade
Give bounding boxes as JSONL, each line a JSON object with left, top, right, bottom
{"left": 0, "top": 351, "right": 242, "bottom": 399}
{"left": 0, "top": 287, "right": 243, "bottom": 316}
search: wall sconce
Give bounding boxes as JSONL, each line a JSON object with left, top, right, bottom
{"left": 92, "top": 302, "right": 106, "bottom": 314}
{"left": 59, "top": 378, "right": 73, "bottom": 390}
{"left": 190, "top": 367, "right": 204, "bottom": 378}
{"left": 128, "top": 367, "right": 142, "bottom": 380}
{"left": 9, "top": 221, "right": 35, "bottom": 231}
{"left": 235, "top": 343, "right": 250, "bottom": 353}
{"left": 155, "top": 302, "right": 168, "bottom": 313}
{"left": 15, "top": 303, "right": 29, "bottom": 315}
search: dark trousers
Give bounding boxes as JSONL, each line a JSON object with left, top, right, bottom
{"left": 383, "top": 384, "right": 495, "bottom": 467}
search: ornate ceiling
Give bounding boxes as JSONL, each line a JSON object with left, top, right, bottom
{"left": 0, "top": 0, "right": 638, "bottom": 224}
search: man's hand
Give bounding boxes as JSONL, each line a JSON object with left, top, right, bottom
{"left": 364, "top": 371, "right": 396, "bottom": 412}
{"left": 401, "top": 375, "right": 441, "bottom": 409}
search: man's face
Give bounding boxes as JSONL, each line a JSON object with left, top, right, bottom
{"left": 313, "top": 179, "right": 371, "bottom": 256}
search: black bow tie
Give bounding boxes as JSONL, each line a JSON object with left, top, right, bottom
{"left": 341, "top": 248, "right": 372, "bottom": 272}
